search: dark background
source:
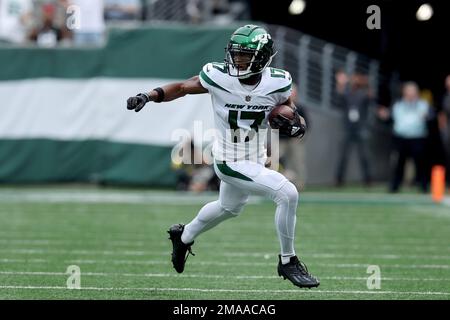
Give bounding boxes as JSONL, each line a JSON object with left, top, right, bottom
{"left": 248, "top": 0, "right": 449, "bottom": 104}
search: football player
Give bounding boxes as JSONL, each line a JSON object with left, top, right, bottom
{"left": 126, "top": 25, "right": 319, "bottom": 288}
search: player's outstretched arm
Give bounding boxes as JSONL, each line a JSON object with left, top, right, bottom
{"left": 126, "top": 75, "right": 208, "bottom": 112}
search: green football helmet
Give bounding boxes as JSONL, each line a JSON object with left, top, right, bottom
{"left": 225, "top": 25, "right": 277, "bottom": 79}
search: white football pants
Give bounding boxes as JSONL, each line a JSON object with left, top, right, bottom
{"left": 181, "top": 160, "right": 299, "bottom": 258}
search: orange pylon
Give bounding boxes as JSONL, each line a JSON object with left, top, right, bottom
{"left": 431, "top": 165, "right": 446, "bottom": 203}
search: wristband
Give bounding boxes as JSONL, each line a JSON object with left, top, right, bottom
{"left": 153, "top": 87, "right": 165, "bottom": 103}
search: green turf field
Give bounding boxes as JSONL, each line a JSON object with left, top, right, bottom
{"left": 0, "top": 186, "right": 449, "bottom": 300}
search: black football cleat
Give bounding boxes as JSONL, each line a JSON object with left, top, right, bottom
{"left": 277, "top": 255, "right": 320, "bottom": 288}
{"left": 167, "top": 224, "right": 195, "bottom": 273}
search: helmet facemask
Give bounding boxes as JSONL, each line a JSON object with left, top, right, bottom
{"left": 225, "top": 43, "right": 275, "bottom": 79}
{"left": 224, "top": 25, "right": 277, "bottom": 79}
{"left": 225, "top": 43, "right": 276, "bottom": 79}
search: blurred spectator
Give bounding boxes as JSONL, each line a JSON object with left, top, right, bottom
{"left": 334, "top": 70, "right": 373, "bottom": 187}
{"left": 378, "top": 82, "right": 430, "bottom": 193}
{"left": 278, "top": 83, "right": 308, "bottom": 190}
{"left": 186, "top": 0, "right": 202, "bottom": 24}
{"left": 0, "top": 0, "right": 33, "bottom": 44}
{"left": 68, "top": 0, "right": 105, "bottom": 46}
{"left": 104, "top": 0, "right": 141, "bottom": 21}
{"left": 28, "top": 3, "right": 70, "bottom": 47}
{"left": 172, "top": 138, "right": 219, "bottom": 192}
{"left": 443, "top": 75, "right": 450, "bottom": 122}
{"left": 209, "top": 0, "right": 230, "bottom": 24}
{"left": 211, "top": 0, "right": 248, "bottom": 24}
{"left": 439, "top": 75, "right": 450, "bottom": 184}
{"left": 423, "top": 90, "right": 447, "bottom": 187}
{"left": 186, "top": 0, "right": 247, "bottom": 24}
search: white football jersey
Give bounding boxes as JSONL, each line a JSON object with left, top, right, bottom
{"left": 199, "top": 62, "right": 292, "bottom": 164}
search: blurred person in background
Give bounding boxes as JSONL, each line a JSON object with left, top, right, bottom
{"left": 439, "top": 75, "right": 450, "bottom": 185}
{"left": 186, "top": 0, "right": 202, "bottom": 24}
{"left": 172, "top": 137, "right": 219, "bottom": 192}
{"left": 334, "top": 69, "right": 374, "bottom": 187}
{"left": 0, "top": 0, "right": 33, "bottom": 44}
{"left": 278, "top": 83, "right": 309, "bottom": 190}
{"left": 104, "top": 0, "right": 141, "bottom": 21}
{"left": 69, "top": 0, "right": 105, "bottom": 46}
{"left": 378, "top": 82, "right": 431, "bottom": 193}
{"left": 420, "top": 89, "right": 446, "bottom": 188}
{"left": 53, "top": 0, "right": 72, "bottom": 39}
{"left": 28, "top": 2, "right": 71, "bottom": 47}
{"left": 210, "top": 0, "right": 248, "bottom": 24}
{"left": 186, "top": 0, "right": 245, "bottom": 25}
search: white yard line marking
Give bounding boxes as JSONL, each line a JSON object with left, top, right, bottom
{"left": 2, "top": 248, "right": 450, "bottom": 261}
{"left": 1, "top": 239, "right": 449, "bottom": 255}
{"left": 0, "top": 249, "right": 148, "bottom": 256}
{"left": 1, "top": 271, "right": 449, "bottom": 282}
{"left": 2, "top": 258, "right": 447, "bottom": 270}
{"left": 1, "top": 233, "right": 448, "bottom": 247}
{"left": 0, "top": 258, "right": 47, "bottom": 263}
{"left": 64, "top": 260, "right": 450, "bottom": 269}
{"left": 221, "top": 252, "right": 450, "bottom": 260}
{"left": 0, "top": 285, "right": 449, "bottom": 296}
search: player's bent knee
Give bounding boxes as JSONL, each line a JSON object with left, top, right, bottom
{"left": 223, "top": 204, "right": 245, "bottom": 216}
{"left": 220, "top": 199, "right": 248, "bottom": 216}
{"left": 276, "top": 181, "right": 299, "bottom": 205}
{"left": 284, "top": 182, "right": 299, "bottom": 204}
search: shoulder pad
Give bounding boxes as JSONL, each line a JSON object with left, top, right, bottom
{"left": 199, "top": 62, "right": 231, "bottom": 93}
{"left": 266, "top": 68, "right": 292, "bottom": 95}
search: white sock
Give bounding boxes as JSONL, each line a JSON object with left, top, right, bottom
{"left": 273, "top": 182, "right": 298, "bottom": 262}
{"left": 281, "top": 254, "right": 295, "bottom": 265}
{"left": 181, "top": 200, "right": 236, "bottom": 244}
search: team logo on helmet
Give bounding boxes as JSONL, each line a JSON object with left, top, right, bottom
{"left": 251, "top": 33, "right": 271, "bottom": 44}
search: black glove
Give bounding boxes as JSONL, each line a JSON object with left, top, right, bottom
{"left": 271, "top": 113, "right": 306, "bottom": 138}
{"left": 127, "top": 93, "right": 150, "bottom": 112}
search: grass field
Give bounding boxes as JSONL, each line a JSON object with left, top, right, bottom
{"left": 0, "top": 186, "right": 449, "bottom": 300}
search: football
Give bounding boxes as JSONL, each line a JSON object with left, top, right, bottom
{"left": 268, "top": 104, "right": 295, "bottom": 129}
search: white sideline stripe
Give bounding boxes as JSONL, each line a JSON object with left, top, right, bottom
{"left": 2, "top": 258, "right": 448, "bottom": 270}
{"left": 0, "top": 194, "right": 226, "bottom": 205}
{"left": 2, "top": 248, "right": 450, "bottom": 261}
{"left": 0, "top": 285, "right": 449, "bottom": 296}
{"left": 1, "top": 271, "right": 450, "bottom": 282}
{"left": 0, "top": 189, "right": 437, "bottom": 205}
{"left": 0, "top": 191, "right": 262, "bottom": 205}
{"left": 442, "top": 197, "right": 450, "bottom": 207}
{"left": 0, "top": 189, "right": 435, "bottom": 199}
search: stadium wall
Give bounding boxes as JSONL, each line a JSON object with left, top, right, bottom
{"left": 0, "top": 25, "right": 390, "bottom": 186}
{"left": 0, "top": 26, "right": 234, "bottom": 186}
